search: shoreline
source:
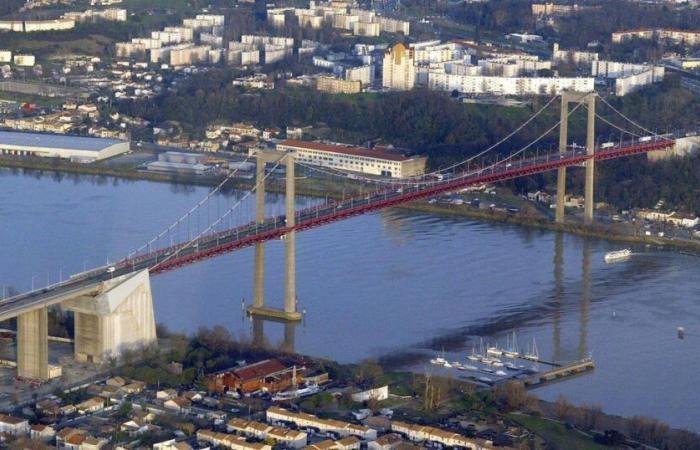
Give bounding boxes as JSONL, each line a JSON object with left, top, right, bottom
{"left": 3, "top": 156, "right": 700, "bottom": 254}
{"left": 397, "top": 202, "right": 700, "bottom": 253}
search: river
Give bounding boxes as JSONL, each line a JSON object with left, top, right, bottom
{"left": 1, "top": 168, "right": 698, "bottom": 431}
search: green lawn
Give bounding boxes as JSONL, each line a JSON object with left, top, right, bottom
{"left": 510, "top": 414, "right": 613, "bottom": 450}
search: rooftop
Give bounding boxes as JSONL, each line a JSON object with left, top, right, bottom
{"left": 279, "top": 140, "right": 415, "bottom": 162}
{"left": 0, "top": 130, "right": 126, "bottom": 151}
{"left": 232, "top": 359, "right": 288, "bottom": 382}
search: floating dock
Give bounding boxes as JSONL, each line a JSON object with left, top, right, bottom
{"left": 523, "top": 358, "right": 595, "bottom": 387}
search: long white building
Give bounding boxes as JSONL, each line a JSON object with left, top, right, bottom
{"left": 428, "top": 71, "right": 594, "bottom": 96}
{"left": 0, "top": 131, "right": 129, "bottom": 162}
{"left": 592, "top": 60, "right": 665, "bottom": 96}
{"left": 276, "top": 139, "right": 427, "bottom": 178}
{"left": 266, "top": 407, "right": 377, "bottom": 440}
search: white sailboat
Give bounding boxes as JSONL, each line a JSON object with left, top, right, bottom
{"left": 486, "top": 343, "right": 503, "bottom": 357}
{"left": 467, "top": 343, "right": 480, "bottom": 362}
{"left": 503, "top": 332, "right": 519, "bottom": 358}
{"left": 523, "top": 337, "right": 539, "bottom": 361}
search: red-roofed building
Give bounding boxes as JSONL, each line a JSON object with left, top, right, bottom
{"left": 275, "top": 140, "right": 427, "bottom": 178}
{"left": 208, "top": 359, "right": 300, "bottom": 394}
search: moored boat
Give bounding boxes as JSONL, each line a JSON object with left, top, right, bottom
{"left": 604, "top": 249, "right": 632, "bottom": 263}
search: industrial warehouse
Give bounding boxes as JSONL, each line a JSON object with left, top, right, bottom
{"left": 0, "top": 131, "right": 130, "bottom": 162}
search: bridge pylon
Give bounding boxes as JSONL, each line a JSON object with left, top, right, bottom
{"left": 247, "top": 149, "right": 302, "bottom": 322}
{"left": 556, "top": 92, "right": 596, "bottom": 224}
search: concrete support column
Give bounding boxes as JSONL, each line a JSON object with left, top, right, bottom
{"left": 253, "top": 245, "right": 265, "bottom": 308}
{"left": 255, "top": 157, "right": 266, "bottom": 222}
{"left": 555, "top": 97, "right": 569, "bottom": 224}
{"left": 17, "top": 307, "right": 49, "bottom": 380}
{"left": 248, "top": 150, "right": 301, "bottom": 322}
{"left": 281, "top": 322, "right": 296, "bottom": 354}
{"left": 67, "top": 270, "right": 156, "bottom": 365}
{"left": 253, "top": 157, "right": 266, "bottom": 309}
{"left": 252, "top": 318, "right": 265, "bottom": 348}
{"left": 584, "top": 95, "right": 596, "bottom": 224}
{"left": 284, "top": 153, "right": 296, "bottom": 315}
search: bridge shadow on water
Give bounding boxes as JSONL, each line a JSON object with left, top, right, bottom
{"left": 374, "top": 232, "right": 673, "bottom": 370}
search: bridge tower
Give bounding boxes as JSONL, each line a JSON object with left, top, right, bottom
{"left": 17, "top": 307, "right": 49, "bottom": 380}
{"left": 247, "top": 149, "right": 302, "bottom": 322}
{"left": 556, "top": 92, "right": 596, "bottom": 224}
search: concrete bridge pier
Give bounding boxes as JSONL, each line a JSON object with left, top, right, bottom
{"left": 64, "top": 270, "right": 157, "bottom": 364}
{"left": 253, "top": 157, "right": 267, "bottom": 309}
{"left": 584, "top": 94, "right": 596, "bottom": 224}
{"left": 17, "top": 307, "right": 49, "bottom": 380}
{"left": 250, "top": 316, "right": 296, "bottom": 353}
{"left": 247, "top": 149, "right": 302, "bottom": 322}
{"left": 556, "top": 92, "right": 596, "bottom": 224}
{"left": 284, "top": 156, "right": 297, "bottom": 316}
{"left": 555, "top": 98, "right": 569, "bottom": 224}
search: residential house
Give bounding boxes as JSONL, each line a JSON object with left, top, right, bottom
{"left": 305, "top": 437, "right": 361, "bottom": 450}
{"left": 153, "top": 439, "right": 193, "bottom": 450}
{"left": 164, "top": 396, "right": 192, "bottom": 414}
{"left": 227, "top": 418, "right": 307, "bottom": 448}
{"left": 30, "top": 424, "right": 56, "bottom": 442}
{"left": 76, "top": 397, "right": 105, "bottom": 414}
{"left": 267, "top": 407, "right": 377, "bottom": 440}
{"left": 368, "top": 434, "right": 405, "bottom": 450}
{"left": 197, "top": 429, "right": 272, "bottom": 450}
{"left": 156, "top": 389, "right": 178, "bottom": 401}
{"left": 0, "top": 414, "right": 29, "bottom": 436}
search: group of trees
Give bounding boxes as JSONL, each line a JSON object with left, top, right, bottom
{"left": 122, "top": 68, "right": 700, "bottom": 213}
{"left": 119, "top": 71, "right": 562, "bottom": 165}
{"left": 554, "top": 1, "right": 700, "bottom": 49}
{"left": 553, "top": 395, "right": 700, "bottom": 449}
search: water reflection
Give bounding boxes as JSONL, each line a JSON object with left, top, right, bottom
{"left": 579, "top": 240, "right": 591, "bottom": 359}
{"left": 552, "top": 232, "right": 564, "bottom": 362}
{"left": 4, "top": 170, "right": 700, "bottom": 430}
{"left": 250, "top": 316, "right": 297, "bottom": 354}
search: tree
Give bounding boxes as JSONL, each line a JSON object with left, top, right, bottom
{"left": 353, "top": 359, "right": 384, "bottom": 387}
{"left": 494, "top": 381, "right": 533, "bottom": 412}
{"left": 553, "top": 395, "right": 573, "bottom": 422}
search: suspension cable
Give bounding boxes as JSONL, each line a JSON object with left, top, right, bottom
{"left": 149, "top": 154, "right": 287, "bottom": 271}
{"left": 297, "top": 98, "right": 582, "bottom": 188}
{"left": 598, "top": 96, "right": 657, "bottom": 137}
{"left": 291, "top": 95, "right": 559, "bottom": 187}
{"left": 592, "top": 110, "right": 642, "bottom": 138}
{"left": 129, "top": 154, "right": 253, "bottom": 258}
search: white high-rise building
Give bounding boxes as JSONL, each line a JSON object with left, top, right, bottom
{"left": 382, "top": 43, "right": 415, "bottom": 91}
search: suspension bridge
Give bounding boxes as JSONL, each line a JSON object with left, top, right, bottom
{"left": 0, "top": 93, "right": 688, "bottom": 380}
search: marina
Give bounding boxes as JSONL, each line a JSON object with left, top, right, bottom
{"left": 428, "top": 335, "right": 585, "bottom": 387}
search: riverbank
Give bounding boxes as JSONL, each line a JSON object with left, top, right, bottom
{"left": 0, "top": 156, "right": 356, "bottom": 200}
{"left": 3, "top": 155, "right": 700, "bottom": 255}
{"left": 397, "top": 201, "right": 700, "bottom": 254}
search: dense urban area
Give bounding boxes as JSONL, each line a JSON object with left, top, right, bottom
{"left": 1, "top": 0, "right": 700, "bottom": 448}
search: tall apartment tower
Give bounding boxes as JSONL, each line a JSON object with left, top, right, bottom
{"left": 382, "top": 43, "right": 415, "bottom": 90}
